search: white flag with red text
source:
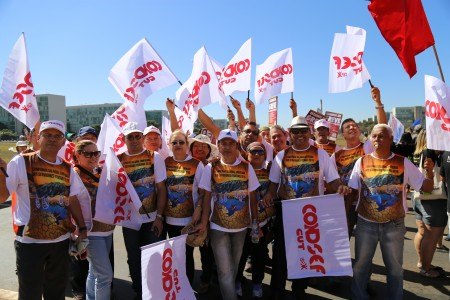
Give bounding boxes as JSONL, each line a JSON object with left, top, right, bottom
{"left": 254, "top": 48, "right": 294, "bottom": 104}
{"left": 220, "top": 38, "right": 252, "bottom": 96}
{"left": 97, "top": 114, "right": 127, "bottom": 156}
{"left": 425, "top": 75, "right": 450, "bottom": 151}
{"left": 175, "top": 47, "right": 226, "bottom": 125}
{"left": 94, "top": 147, "right": 143, "bottom": 230}
{"left": 0, "top": 33, "right": 40, "bottom": 129}
{"left": 210, "top": 57, "right": 227, "bottom": 109}
{"left": 388, "top": 113, "right": 404, "bottom": 144}
{"left": 111, "top": 101, "right": 147, "bottom": 131}
{"left": 282, "top": 194, "right": 352, "bottom": 279}
{"left": 109, "top": 38, "right": 179, "bottom": 106}
{"left": 57, "top": 140, "right": 76, "bottom": 164}
{"left": 329, "top": 26, "right": 370, "bottom": 93}
{"left": 141, "top": 235, "right": 195, "bottom": 300}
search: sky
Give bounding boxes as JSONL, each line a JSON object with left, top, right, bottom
{"left": 0, "top": 0, "right": 449, "bottom": 130}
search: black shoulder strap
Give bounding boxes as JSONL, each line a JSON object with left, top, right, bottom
{"left": 75, "top": 165, "right": 100, "bottom": 183}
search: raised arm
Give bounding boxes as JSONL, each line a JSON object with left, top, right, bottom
{"left": 372, "top": 87, "right": 387, "bottom": 125}
{"left": 227, "top": 108, "right": 237, "bottom": 131}
{"left": 166, "top": 98, "right": 180, "bottom": 132}
{"left": 198, "top": 109, "right": 221, "bottom": 139}
{"left": 290, "top": 98, "right": 298, "bottom": 118}
{"left": 246, "top": 98, "right": 256, "bottom": 124}
{"left": 230, "top": 97, "right": 247, "bottom": 129}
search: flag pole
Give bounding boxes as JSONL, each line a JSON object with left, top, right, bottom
{"left": 291, "top": 92, "right": 294, "bottom": 99}
{"left": 368, "top": 79, "right": 374, "bottom": 88}
{"left": 247, "top": 90, "right": 250, "bottom": 99}
{"left": 432, "top": 45, "right": 446, "bottom": 82}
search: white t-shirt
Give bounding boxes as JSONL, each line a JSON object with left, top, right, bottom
{"left": 348, "top": 153, "right": 424, "bottom": 223}
{"left": 6, "top": 154, "right": 85, "bottom": 244}
{"left": 165, "top": 155, "right": 204, "bottom": 226}
{"left": 199, "top": 158, "right": 260, "bottom": 232}
{"left": 269, "top": 146, "right": 340, "bottom": 196}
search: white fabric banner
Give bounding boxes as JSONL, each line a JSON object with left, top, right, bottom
{"left": 329, "top": 26, "right": 370, "bottom": 93}
{"left": 219, "top": 38, "right": 252, "bottom": 96}
{"left": 57, "top": 140, "right": 76, "bottom": 164}
{"left": 282, "top": 194, "right": 352, "bottom": 279}
{"left": 254, "top": 48, "right": 294, "bottom": 104}
{"left": 175, "top": 47, "right": 226, "bottom": 125}
{"left": 94, "top": 147, "right": 143, "bottom": 230}
{"left": 111, "top": 101, "right": 147, "bottom": 131}
{"left": 0, "top": 33, "right": 40, "bottom": 129}
{"left": 161, "top": 116, "right": 172, "bottom": 146}
{"left": 174, "top": 105, "right": 194, "bottom": 136}
{"left": 109, "top": 38, "right": 179, "bottom": 106}
{"left": 388, "top": 113, "right": 405, "bottom": 144}
{"left": 210, "top": 57, "right": 227, "bottom": 109}
{"left": 141, "top": 235, "right": 195, "bottom": 300}
{"left": 97, "top": 114, "right": 127, "bottom": 156}
{"left": 425, "top": 75, "right": 450, "bottom": 151}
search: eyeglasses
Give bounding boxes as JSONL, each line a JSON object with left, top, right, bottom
{"left": 290, "top": 128, "right": 309, "bottom": 135}
{"left": 41, "top": 133, "right": 65, "bottom": 140}
{"left": 80, "top": 151, "right": 101, "bottom": 158}
{"left": 171, "top": 140, "right": 186, "bottom": 146}
{"left": 249, "top": 149, "right": 265, "bottom": 156}
{"left": 243, "top": 129, "right": 259, "bottom": 136}
{"left": 125, "top": 134, "right": 142, "bottom": 141}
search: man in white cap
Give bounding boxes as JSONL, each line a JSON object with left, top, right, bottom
{"left": 197, "top": 129, "right": 260, "bottom": 300}
{"left": 314, "top": 119, "right": 341, "bottom": 156}
{"left": 15, "top": 140, "right": 28, "bottom": 153}
{"left": 0, "top": 120, "right": 88, "bottom": 300}
{"left": 143, "top": 125, "right": 170, "bottom": 160}
{"left": 118, "top": 122, "right": 167, "bottom": 299}
{"left": 263, "top": 116, "right": 349, "bottom": 299}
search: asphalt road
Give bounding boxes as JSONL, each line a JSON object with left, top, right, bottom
{"left": 0, "top": 198, "right": 449, "bottom": 300}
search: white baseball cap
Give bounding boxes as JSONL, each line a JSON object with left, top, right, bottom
{"left": 143, "top": 125, "right": 161, "bottom": 136}
{"left": 39, "top": 120, "right": 66, "bottom": 134}
{"left": 314, "top": 119, "right": 330, "bottom": 130}
{"left": 217, "top": 129, "right": 238, "bottom": 142}
{"left": 122, "top": 122, "right": 143, "bottom": 136}
{"left": 289, "top": 116, "right": 309, "bottom": 129}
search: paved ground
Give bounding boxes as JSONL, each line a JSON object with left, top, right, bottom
{"left": 0, "top": 198, "right": 449, "bottom": 300}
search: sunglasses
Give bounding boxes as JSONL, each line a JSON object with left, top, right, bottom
{"left": 249, "top": 149, "right": 265, "bottom": 156}
{"left": 80, "top": 151, "right": 101, "bottom": 158}
{"left": 126, "top": 134, "right": 142, "bottom": 141}
{"left": 41, "top": 133, "right": 65, "bottom": 140}
{"left": 243, "top": 129, "right": 259, "bottom": 136}
{"left": 171, "top": 140, "right": 186, "bottom": 146}
{"left": 290, "top": 128, "right": 309, "bottom": 135}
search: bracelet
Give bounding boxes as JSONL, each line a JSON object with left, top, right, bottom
{"left": 78, "top": 226, "right": 87, "bottom": 233}
{"left": 375, "top": 105, "right": 384, "bottom": 109}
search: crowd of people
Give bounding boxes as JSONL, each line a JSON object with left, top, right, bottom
{"left": 0, "top": 86, "right": 448, "bottom": 300}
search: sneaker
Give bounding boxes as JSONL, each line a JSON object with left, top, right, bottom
{"left": 235, "top": 281, "right": 242, "bottom": 297}
{"left": 445, "top": 235, "right": 450, "bottom": 241}
{"left": 252, "top": 284, "right": 263, "bottom": 298}
{"left": 197, "top": 281, "right": 210, "bottom": 295}
{"left": 436, "top": 245, "right": 449, "bottom": 253}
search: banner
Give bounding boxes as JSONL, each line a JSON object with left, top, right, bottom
{"left": 210, "top": 57, "right": 227, "bottom": 109}
{"left": 111, "top": 101, "right": 147, "bottom": 130}
{"left": 329, "top": 26, "right": 370, "bottom": 93}
{"left": 109, "top": 38, "right": 179, "bottom": 106}
{"left": 95, "top": 147, "right": 143, "bottom": 230}
{"left": 325, "top": 111, "right": 343, "bottom": 141}
{"left": 254, "top": 48, "right": 294, "bottom": 104}
{"left": 97, "top": 114, "right": 127, "bottom": 156}
{"left": 424, "top": 75, "right": 450, "bottom": 151}
{"left": 388, "top": 113, "right": 405, "bottom": 144}
{"left": 57, "top": 140, "right": 76, "bottom": 164}
{"left": 159, "top": 116, "right": 172, "bottom": 158}
{"left": 219, "top": 38, "right": 252, "bottom": 96}
{"left": 0, "top": 33, "right": 40, "bottom": 129}
{"left": 268, "top": 96, "right": 278, "bottom": 126}
{"left": 141, "top": 235, "right": 196, "bottom": 300}
{"left": 305, "top": 110, "right": 326, "bottom": 133}
{"left": 175, "top": 47, "right": 226, "bottom": 125}
{"left": 174, "top": 105, "right": 194, "bottom": 136}
{"left": 282, "top": 194, "right": 352, "bottom": 279}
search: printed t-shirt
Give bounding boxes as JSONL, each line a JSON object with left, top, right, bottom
{"left": 315, "top": 141, "right": 341, "bottom": 156}
{"left": 254, "top": 162, "right": 275, "bottom": 226}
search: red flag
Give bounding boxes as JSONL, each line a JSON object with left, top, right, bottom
{"left": 368, "top": 0, "right": 435, "bottom": 78}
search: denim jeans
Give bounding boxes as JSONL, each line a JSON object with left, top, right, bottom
{"left": 210, "top": 229, "right": 247, "bottom": 300}
{"left": 352, "top": 217, "right": 406, "bottom": 300}
{"left": 86, "top": 234, "right": 113, "bottom": 300}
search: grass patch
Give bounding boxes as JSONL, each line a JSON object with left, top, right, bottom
{"left": 0, "top": 141, "right": 20, "bottom": 163}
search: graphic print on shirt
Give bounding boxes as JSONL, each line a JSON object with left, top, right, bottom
{"left": 281, "top": 146, "right": 320, "bottom": 199}
{"left": 119, "top": 150, "right": 156, "bottom": 215}
{"left": 165, "top": 157, "right": 200, "bottom": 218}
{"left": 23, "top": 154, "right": 73, "bottom": 240}
{"left": 315, "top": 142, "right": 336, "bottom": 156}
{"left": 359, "top": 155, "right": 405, "bottom": 223}
{"left": 334, "top": 143, "right": 365, "bottom": 185}
{"left": 254, "top": 164, "right": 275, "bottom": 223}
{"left": 211, "top": 160, "right": 250, "bottom": 229}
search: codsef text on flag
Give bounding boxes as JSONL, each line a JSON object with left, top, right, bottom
{"left": 425, "top": 99, "right": 450, "bottom": 131}
{"left": 162, "top": 248, "right": 182, "bottom": 299}
{"left": 332, "top": 51, "right": 364, "bottom": 78}
{"left": 123, "top": 60, "right": 163, "bottom": 103}
{"left": 256, "top": 64, "right": 293, "bottom": 93}
{"left": 218, "top": 58, "right": 250, "bottom": 90}
{"left": 114, "top": 167, "right": 133, "bottom": 224}
{"left": 181, "top": 71, "right": 211, "bottom": 116}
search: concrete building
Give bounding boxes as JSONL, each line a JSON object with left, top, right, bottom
{"left": 392, "top": 106, "right": 425, "bottom": 127}
{"left": 66, "top": 103, "right": 121, "bottom": 133}
{"left": 145, "top": 110, "right": 169, "bottom": 128}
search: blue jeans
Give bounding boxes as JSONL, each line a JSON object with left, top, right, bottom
{"left": 210, "top": 229, "right": 247, "bottom": 300}
{"left": 86, "top": 234, "right": 113, "bottom": 300}
{"left": 352, "top": 217, "right": 406, "bottom": 300}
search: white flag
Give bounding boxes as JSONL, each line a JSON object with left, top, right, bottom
{"left": 388, "top": 113, "right": 404, "bottom": 144}
{"left": 0, "top": 33, "right": 40, "bottom": 129}
{"left": 97, "top": 114, "right": 128, "bottom": 156}
{"left": 175, "top": 47, "right": 226, "bottom": 125}
{"left": 210, "top": 57, "right": 227, "bottom": 109}
{"left": 157, "top": 116, "right": 172, "bottom": 159}
{"left": 141, "top": 235, "right": 196, "bottom": 300}
{"left": 57, "top": 140, "right": 76, "bottom": 164}
{"left": 282, "top": 194, "right": 352, "bottom": 279}
{"left": 329, "top": 26, "right": 370, "bottom": 93}
{"left": 109, "top": 38, "right": 179, "bottom": 106}
{"left": 424, "top": 75, "right": 450, "bottom": 151}
{"left": 95, "top": 147, "right": 143, "bottom": 230}
{"left": 111, "top": 101, "right": 147, "bottom": 130}
{"left": 219, "top": 38, "right": 252, "bottom": 96}
{"left": 254, "top": 48, "right": 294, "bottom": 105}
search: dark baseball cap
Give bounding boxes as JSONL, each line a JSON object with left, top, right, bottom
{"left": 78, "top": 126, "right": 98, "bottom": 138}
